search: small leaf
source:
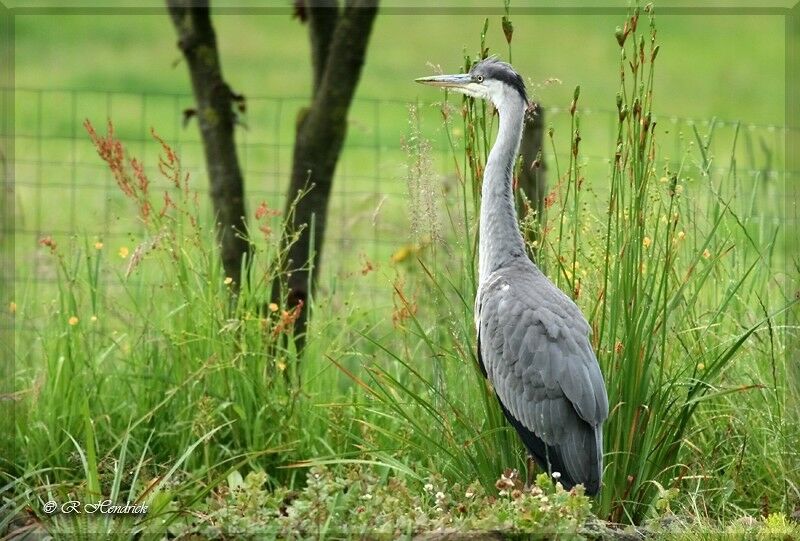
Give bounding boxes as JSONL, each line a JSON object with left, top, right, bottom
{"left": 651, "top": 44, "right": 660, "bottom": 62}
{"left": 182, "top": 108, "right": 196, "bottom": 128}
{"left": 228, "top": 470, "right": 244, "bottom": 490}
{"left": 615, "top": 26, "right": 626, "bottom": 47}
{"left": 292, "top": 0, "right": 307, "bottom": 23}
{"left": 502, "top": 16, "right": 514, "bottom": 44}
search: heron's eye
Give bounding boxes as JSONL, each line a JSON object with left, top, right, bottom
{"left": 476, "top": 75, "right": 484, "bottom": 83}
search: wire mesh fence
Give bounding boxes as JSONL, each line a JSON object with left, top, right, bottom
{"left": 6, "top": 87, "right": 792, "bottom": 303}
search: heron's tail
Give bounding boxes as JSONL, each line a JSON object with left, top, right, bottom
{"left": 495, "top": 393, "right": 604, "bottom": 495}
{"left": 555, "top": 421, "right": 603, "bottom": 495}
{"left": 495, "top": 396, "right": 596, "bottom": 494}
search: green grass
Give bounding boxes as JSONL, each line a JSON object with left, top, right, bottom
{"left": 3, "top": 3, "right": 798, "bottom": 538}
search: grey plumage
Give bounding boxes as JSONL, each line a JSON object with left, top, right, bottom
{"left": 477, "top": 259, "right": 607, "bottom": 493}
{"left": 418, "top": 58, "right": 609, "bottom": 495}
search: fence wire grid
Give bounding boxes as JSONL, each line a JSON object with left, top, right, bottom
{"left": 5, "top": 87, "right": 792, "bottom": 304}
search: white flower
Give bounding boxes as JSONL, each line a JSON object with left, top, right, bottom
{"left": 424, "top": 483, "right": 434, "bottom": 492}
{"left": 552, "top": 471, "right": 561, "bottom": 480}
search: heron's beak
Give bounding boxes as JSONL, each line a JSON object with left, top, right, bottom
{"left": 415, "top": 73, "right": 473, "bottom": 90}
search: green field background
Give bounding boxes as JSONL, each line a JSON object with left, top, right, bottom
{"left": 10, "top": 5, "right": 789, "bottom": 309}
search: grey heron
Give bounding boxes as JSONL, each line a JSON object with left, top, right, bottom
{"left": 416, "top": 58, "right": 609, "bottom": 495}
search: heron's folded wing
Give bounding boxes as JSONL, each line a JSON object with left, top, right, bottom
{"left": 477, "top": 264, "right": 608, "bottom": 487}
{"left": 479, "top": 266, "right": 608, "bottom": 430}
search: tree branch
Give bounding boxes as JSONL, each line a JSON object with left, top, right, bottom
{"left": 518, "top": 102, "right": 547, "bottom": 258}
{"left": 519, "top": 103, "right": 547, "bottom": 217}
{"left": 166, "top": 0, "right": 250, "bottom": 288}
{"left": 307, "top": 1, "right": 339, "bottom": 96}
{"left": 281, "top": 0, "right": 378, "bottom": 339}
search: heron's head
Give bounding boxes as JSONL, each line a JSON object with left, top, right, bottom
{"left": 416, "top": 57, "right": 528, "bottom": 111}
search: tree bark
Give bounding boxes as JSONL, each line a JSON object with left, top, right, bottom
{"left": 282, "top": 0, "right": 378, "bottom": 338}
{"left": 308, "top": 2, "right": 340, "bottom": 95}
{"left": 517, "top": 102, "right": 547, "bottom": 258}
{"left": 167, "top": 0, "right": 250, "bottom": 288}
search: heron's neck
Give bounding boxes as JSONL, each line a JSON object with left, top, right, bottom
{"left": 478, "top": 99, "right": 527, "bottom": 283}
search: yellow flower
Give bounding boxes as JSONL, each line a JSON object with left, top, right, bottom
{"left": 8, "top": 301, "right": 15, "bottom": 314}
{"left": 696, "top": 363, "right": 705, "bottom": 371}
{"left": 676, "top": 231, "right": 685, "bottom": 241}
{"left": 268, "top": 302, "right": 279, "bottom": 312}
{"left": 642, "top": 236, "right": 652, "bottom": 248}
{"left": 118, "top": 246, "right": 129, "bottom": 258}
{"left": 90, "top": 315, "right": 98, "bottom": 323}
{"left": 224, "top": 277, "right": 233, "bottom": 285}
{"left": 702, "top": 249, "right": 711, "bottom": 259}
{"left": 68, "top": 316, "right": 79, "bottom": 326}
{"left": 391, "top": 246, "right": 411, "bottom": 263}
{"left": 391, "top": 243, "right": 424, "bottom": 264}
{"left": 94, "top": 241, "right": 104, "bottom": 250}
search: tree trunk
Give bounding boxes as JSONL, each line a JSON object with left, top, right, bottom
{"left": 307, "top": 1, "right": 339, "bottom": 95}
{"left": 167, "top": 0, "right": 250, "bottom": 288}
{"left": 281, "top": 0, "right": 378, "bottom": 340}
{"left": 517, "top": 102, "right": 547, "bottom": 258}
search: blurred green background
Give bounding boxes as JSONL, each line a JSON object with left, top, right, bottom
{"left": 13, "top": 10, "right": 785, "bottom": 121}
{"left": 9, "top": 5, "right": 789, "bottom": 302}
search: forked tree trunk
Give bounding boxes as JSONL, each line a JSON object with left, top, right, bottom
{"left": 167, "top": 0, "right": 250, "bottom": 288}
{"left": 281, "top": 0, "right": 378, "bottom": 342}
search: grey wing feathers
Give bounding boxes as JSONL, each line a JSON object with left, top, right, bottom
{"left": 478, "top": 259, "right": 608, "bottom": 493}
